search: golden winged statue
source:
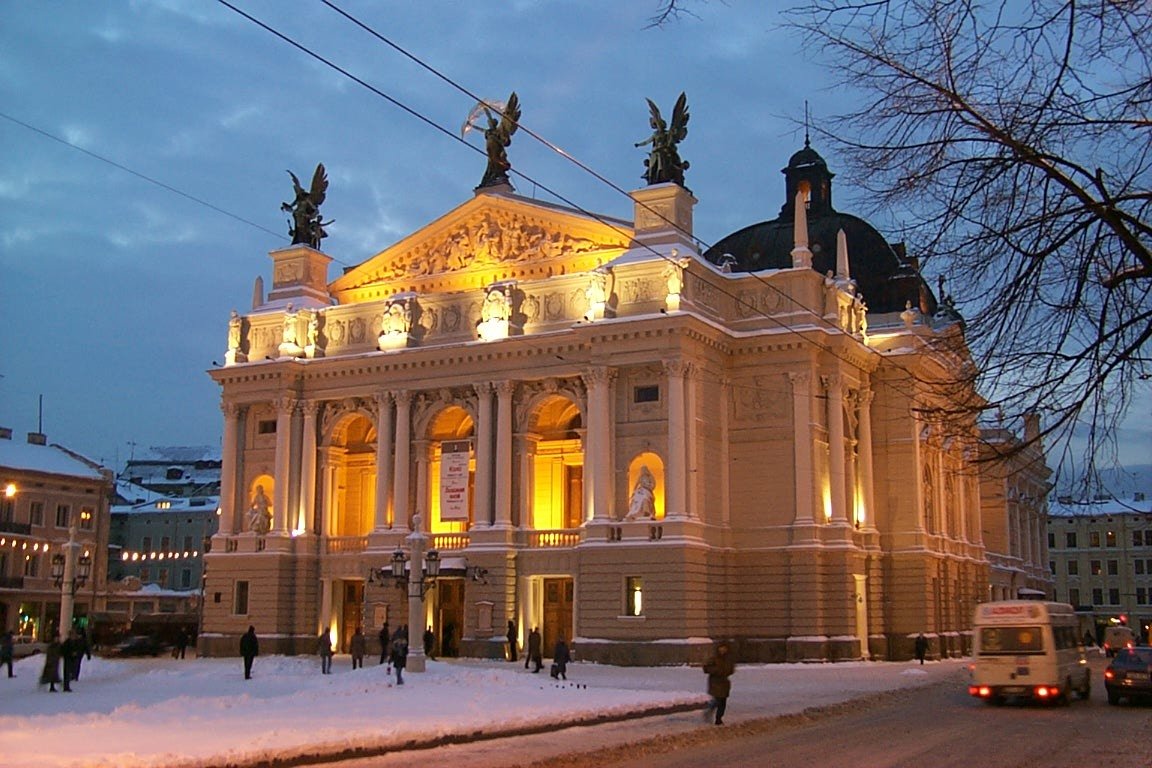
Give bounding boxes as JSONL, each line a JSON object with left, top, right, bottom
{"left": 636, "top": 92, "right": 690, "bottom": 187}
{"left": 464, "top": 92, "right": 521, "bottom": 189}
{"left": 282, "top": 163, "right": 332, "bottom": 248}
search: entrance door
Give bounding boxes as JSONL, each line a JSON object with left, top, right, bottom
{"left": 341, "top": 581, "right": 364, "bottom": 652}
{"left": 437, "top": 579, "right": 464, "bottom": 657}
{"left": 542, "top": 577, "right": 573, "bottom": 656}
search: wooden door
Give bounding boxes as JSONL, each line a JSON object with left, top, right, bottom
{"left": 341, "top": 581, "right": 364, "bottom": 652}
{"left": 437, "top": 579, "right": 464, "bottom": 657}
{"left": 542, "top": 577, "right": 573, "bottom": 655}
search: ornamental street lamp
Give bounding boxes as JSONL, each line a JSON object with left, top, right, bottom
{"left": 52, "top": 525, "right": 91, "bottom": 639}
{"left": 367, "top": 513, "right": 439, "bottom": 673}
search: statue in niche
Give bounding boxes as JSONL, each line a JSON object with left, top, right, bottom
{"left": 635, "top": 92, "right": 690, "bottom": 187}
{"left": 585, "top": 269, "right": 608, "bottom": 310}
{"left": 463, "top": 93, "right": 521, "bottom": 189}
{"left": 228, "top": 310, "right": 242, "bottom": 352}
{"left": 625, "top": 465, "right": 657, "bottom": 520}
{"left": 383, "top": 302, "right": 410, "bottom": 336}
{"left": 281, "top": 163, "right": 332, "bottom": 248}
{"left": 246, "top": 484, "right": 272, "bottom": 534}
{"left": 282, "top": 304, "right": 298, "bottom": 346}
{"left": 306, "top": 311, "right": 320, "bottom": 348}
{"left": 481, "top": 287, "right": 511, "bottom": 323}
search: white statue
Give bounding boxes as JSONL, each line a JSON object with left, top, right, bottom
{"left": 246, "top": 484, "right": 272, "bottom": 534}
{"left": 383, "top": 302, "right": 410, "bottom": 335}
{"left": 481, "top": 286, "right": 510, "bottom": 323}
{"left": 625, "top": 465, "right": 657, "bottom": 520}
{"left": 282, "top": 304, "right": 297, "bottom": 346}
{"left": 228, "top": 310, "right": 242, "bottom": 352}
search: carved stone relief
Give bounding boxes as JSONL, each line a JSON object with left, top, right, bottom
{"left": 732, "top": 375, "right": 789, "bottom": 422}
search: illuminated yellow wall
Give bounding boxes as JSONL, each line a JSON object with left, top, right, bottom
{"left": 532, "top": 439, "right": 583, "bottom": 529}
{"left": 627, "top": 452, "right": 666, "bottom": 520}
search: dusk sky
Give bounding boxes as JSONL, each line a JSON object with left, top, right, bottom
{"left": 2, "top": 1, "right": 1146, "bottom": 481}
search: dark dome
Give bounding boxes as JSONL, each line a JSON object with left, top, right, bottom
{"left": 703, "top": 144, "right": 937, "bottom": 315}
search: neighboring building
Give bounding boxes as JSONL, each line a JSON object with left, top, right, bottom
{"left": 108, "top": 494, "right": 219, "bottom": 591}
{"left": 979, "top": 413, "right": 1053, "bottom": 602}
{"left": 201, "top": 142, "right": 1045, "bottom": 664}
{"left": 117, "top": 446, "right": 221, "bottom": 500}
{"left": 0, "top": 427, "right": 113, "bottom": 640}
{"left": 1048, "top": 494, "right": 1152, "bottom": 644}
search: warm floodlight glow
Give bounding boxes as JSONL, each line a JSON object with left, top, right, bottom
{"left": 3, "top": 483, "right": 15, "bottom": 498}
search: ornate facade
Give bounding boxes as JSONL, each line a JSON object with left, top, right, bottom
{"left": 202, "top": 148, "right": 1041, "bottom": 664}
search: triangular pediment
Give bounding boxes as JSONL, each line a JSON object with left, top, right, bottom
{"left": 330, "top": 190, "right": 632, "bottom": 303}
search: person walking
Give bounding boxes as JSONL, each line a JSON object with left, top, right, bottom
{"left": 318, "top": 628, "right": 334, "bottom": 674}
{"left": 240, "top": 626, "right": 259, "bottom": 680}
{"left": 39, "top": 636, "right": 62, "bottom": 692}
{"left": 527, "top": 627, "right": 543, "bottom": 673}
{"left": 551, "top": 636, "right": 571, "bottom": 680}
{"left": 506, "top": 619, "right": 518, "bottom": 662}
{"left": 423, "top": 625, "right": 436, "bottom": 660}
{"left": 60, "top": 631, "right": 79, "bottom": 691}
{"left": 1, "top": 631, "right": 14, "bottom": 678}
{"left": 175, "top": 629, "right": 189, "bottom": 660}
{"left": 914, "top": 633, "right": 929, "bottom": 665}
{"left": 350, "top": 627, "right": 366, "bottom": 670}
{"left": 378, "top": 622, "right": 390, "bottom": 666}
{"left": 702, "top": 641, "right": 735, "bottom": 725}
{"left": 390, "top": 630, "right": 408, "bottom": 685}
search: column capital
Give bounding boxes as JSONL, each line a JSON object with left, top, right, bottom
{"left": 274, "top": 396, "right": 297, "bottom": 414}
{"left": 581, "top": 366, "right": 616, "bottom": 387}
{"left": 662, "top": 359, "right": 691, "bottom": 378}
{"left": 220, "top": 400, "right": 243, "bottom": 418}
{"left": 374, "top": 390, "right": 393, "bottom": 408}
{"left": 495, "top": 380, "right": 516, "bottom": 398}
{"left": 787, "top": 371, "right": 811, "bottom": 391}
{"left": 392, "top": 389, "right": 413, "bottom": 407}
{"left": 821, "top": 372, "right": 844, "bottom": 393}
{"left": 299, "top": 398, "right": 320, "bottom": 416}
{"left": 473, "top": 381, "right": 494, "bottom": 397}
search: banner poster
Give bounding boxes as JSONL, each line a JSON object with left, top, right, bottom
{"left": 439, "top": 440, "right": 472, "bottom": 521}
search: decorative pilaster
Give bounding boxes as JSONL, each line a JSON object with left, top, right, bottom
{"left": 582, "top": 368, "right": 615, "bottom": 521}
{"left": 664, "top": 361, "right": 689, "bottom": 520}
{"left": 414, "top": 440, "right": 431, "bottom": 528}
{"left": 392, "top": 391, "right": 412, "bottom": 532}
{"left": 299, "top": 400, "right": 319, "bottom": 535}
{"left": 788, "top": 373, "right": 815, "bottom": 525}
{"left": 856, "top": 388, "right": 876, "bottom": 530}
{"left": 493, "top": 381, "right": 515, "bottom": 528}
{"left": 219, "top": 401, "right": 242, "bottom": 534}
{"left": 473, "top": 383, "right": 494, "bottom": 527}
{"left": 273, "top": 396, "right": 296, "bottom": 533}
{"left": 823, "top": 374, "right": 848, "bottom": 524}
{"left": 373, "top": 392, "right": 394, "bottom": 531}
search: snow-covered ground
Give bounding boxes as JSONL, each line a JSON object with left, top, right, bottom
{"left": 0, "top": 651, "right": 966, "bottom": 768}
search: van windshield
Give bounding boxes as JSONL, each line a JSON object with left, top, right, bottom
{"left": 979, "top": 626, "right": 1044, "bottom": 655}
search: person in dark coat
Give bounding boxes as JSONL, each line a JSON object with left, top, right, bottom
{"left": 702, "top": 641, "right": 735, "bottom": 725}
{"left": 527, "top": 627, "right": 543, "bottom": 673}
{"left": 1, "top": 631, "right": 14, "bottom": 678}
{"left": 39, "top": 636, "right": 62, "bottom": 692}
{"left": 350, "top": 627, "right": 366, "bottom": 670}
{"left": 175, "top": 629, "right": 189, "bottom": 660}
{"left": 378, "top": 622, "right": 391, "bottom": 666}
{"left": 506, "top": 619, "right": 518, "bottom": 662}
{"left": 240, "top": 626, "right": 259, "bottom": 680}
{"left": 423, "top": 625, "right": 436, "bottom": 660}
{"left": 318, "top": 628, "right": 333, "bottom": 674}
{"left": 914, "top": 633, "right": 929, "bottom": 665}
{"left": 551, "top": 637, "right": 571, "bottom": 680}
{"left": 74, "top": 626, "right": 91, "bottom": 679}
{"left": 60, "top": 631, "right": 79, "bottom": 690}
{"left": 390, "top": 632, "right": 408, "bottom": 685}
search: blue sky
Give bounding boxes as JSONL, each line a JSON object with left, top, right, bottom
{"left": 2, "top": 1, "right": 1146, "bottom": 483}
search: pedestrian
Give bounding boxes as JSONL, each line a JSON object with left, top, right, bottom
{"left": 60, "top": 631, "right": 78, "bottom": 691}
{"left": 1, "top": 630, "right": 14, "bottom": 678}
{"left": 72, "top": 626, "right": 91, "bottom": 680}
{"left": 423, "top": 625, "right": 436, "bottom": 660}
{"left": 350, "top": 627, "right": 366, "bottom": 670}
{"left": 390, "top": 631, "right": 408, "bottom": 685}
{"left": 551, "top": 636, "right": 570, "bottom": 680}
{"left": 318, "top": 628, "right": 333, "bottom": 674}
{"left": 175, "top": 629, "right": 189, "bottom": 660}
{"left": 527, "top": 627, "right": 543, "bottom": 673}
{"left": 443, "top": 621, "right": 456, "bottom": 657}
{"left": 1082, "top": 630, "right": 1095, "bottom": 648}
{"left": 378, "top": 622, "right": 390, "bottom": 666}
{"left": 702, "top": 641, "right": 735, "bottom": 725}
{"left": 506, "top": 619, "right": 518, "bottom": 662}
{"left": 240, "top": 625, "right": 259, "bottom": 680}
{"left": 914, "top": 633, "right": 928, "bottom": 665}
{"left": 39, "top": 636, "right": 62, "bottom": 692}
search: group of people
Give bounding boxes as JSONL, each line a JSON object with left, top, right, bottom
{"left": 37, "top": 628, "right": 91, "bottom": 693}
{"left": 506, "top": 621, "right": 571, "bottom": 680}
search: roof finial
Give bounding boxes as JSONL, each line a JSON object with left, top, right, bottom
{"left": 804, "top": 100, "right": 811, "bottom": 149}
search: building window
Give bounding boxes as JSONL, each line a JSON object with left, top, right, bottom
{"left": 1048, "top": 532, "right": 1055, "bottom": 548}
{"left": 1091, "top": 560, "right": 1102, "bottom": 576}
{"left": 142, "top": 536, "right": 152, "bottom": 553}
{"left": 625, "top": 576, "right": 644, "bottom": 617}
{"left": 139, "top": 567, "right": 150, "bottom": 581}
{"left": 1106, "top": 530, "right": 1117, "bottom": 547}
{"left": 157, "top": 569, "right": 168, "bottom": 587}
{"left": 1049, "top": 561, "right": 1056, "bottom": 575}
{"left": 258, "top": 420, "right": 276, "bottom": 435}
{"left": 161, "top": 536, "right": 170, "bottom": 551}
{"left": 1144, "top": 530, "right": 1152, "bottom": 546}
{"left": 0, "top": 499, "right": 12, "bottom": 524}
{"left": 1089, "top": 531, "right": 1101, "bottom": 547}
{"left": 165, "top": 467, "right": 184, "bottom": 480}
{"left": 1134, "top": 531, "right": 1144, "bottom": 547}
{"left": 23, "top": 553, "right": 39, "bottom": 577}
{"left": 55, "top": 504, "right": 70, "bottom": 528}
{"left": 235, "top": 581, "right": 250, "bottom": 615}
{"left": 1092, "top": 588, "right": 1103, "bottom": 605}
{"left": 633, "top": 386, "right": 660, "bottom": 403}
{"left": 29, "top": 501, "right": 43, "bottom": 527}
{"left": 1066, "top": 532, "right": 1077, "bottom": 548}
{"left": 1108, "top": 560, "right": 1119, "bottom": 576}
{"left": 1108, "top": 588, "right": 1120, "bottom": 605}
{"left": 1069, "top": 588, "right": 1080, "bottom": 606}
{"left": 1138, "top": 588, "right": 1147, "bottom": 605}
{"left": 1137, "top": 560, "right": 1145, "bottom": 576}
{"left": 1067, "top": 561, "right": 1079, "bottom": 576}
{"left": 183, "top": 536, "right": 193, "bottom": 552}
{"left": 79, "top": 506, "right": 94, "bottom": 531}
{"left": 181, "top": 569, "right": 192, "bottom": 589}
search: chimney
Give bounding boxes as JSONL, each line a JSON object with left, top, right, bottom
{"left": 27, "top": 432, "right": 47, "bottom": 446}
{"left": 1023, "top": 412, "right": 1040, "bottom": 442}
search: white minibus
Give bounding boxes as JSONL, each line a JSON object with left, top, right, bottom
{"left": 968, "top": 600, "right": 1091, "bottom": 705}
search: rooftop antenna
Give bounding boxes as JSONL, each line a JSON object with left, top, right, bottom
{"left": 804, "top": 100, "right": 811, "bottom": 149}
{"left": 38, "top": 394, "right": 43, "bottom": 433}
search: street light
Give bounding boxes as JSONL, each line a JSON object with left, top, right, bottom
{"left": 367, "top": 514, "right": 439, "bottom": 672}
{"left": 52, "top": 525, "right": 91, "bottom": 639}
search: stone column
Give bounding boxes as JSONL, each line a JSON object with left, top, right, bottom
{"left": 473, "top": 382, "right": 494, "bottom": 527}
{"left": 857, "top": 387, "right": 875, "bottom": 529}
{"left": 494, "top": 381, "right": 515, "bottom": 528}
{"left": 824, "top": 374, "right": 848, "bottom": 524}
{"left": 373, "top": 391, "right": 394, "bottom": 531}
{"left": 664, "top": 361, "right": 688, "bottom": 520}
{"left": 299, "top": 399, "right": 319, "bottom": 535}
{"left": 583, "top": 368, "right": 614, "bottom": 521}
{"left": 219, "top": 401, "right": 242, "bottom": 534}
{"left": 392, "top": 391, "right": 412, "bottom": 533}
{"left": 789, "top": 372, "right": 814, "bottom": 525}
{"left": 414, "top": 440, "right": 431, "bottom": 529}
{"left": 273, "top": 396, "right": 296, "bottom": 534}
{"left": 517, "top": 434, "right": 539, "bottom": 529}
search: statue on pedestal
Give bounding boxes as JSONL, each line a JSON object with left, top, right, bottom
{"left": 636, "top": 93, "right": 690, "bottom": 187}
{"left": 246, "top": 484, "right": 272, "bottom": 535}
{"left": 463, "top": 93, "right": 521, "bottom": 189}
{"left": 282, "top": 163, "right": 332, "bottom": 248}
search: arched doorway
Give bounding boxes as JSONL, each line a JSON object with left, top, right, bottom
{"left": 527, "top": 395, "right": 584, "bottom": 530}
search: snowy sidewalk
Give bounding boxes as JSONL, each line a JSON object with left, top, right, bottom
{"left": 0, "top": 652, "right": 966, "bottom": 768}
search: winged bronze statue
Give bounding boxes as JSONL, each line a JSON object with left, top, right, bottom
{"left": 470, "top": 92, "right": 521, "bottom": 189}
{"left": 636, "top": 92, "right": 690, "bottom": 187}
{"left": 282, "top": 163, "right": 332, "bottom": 248}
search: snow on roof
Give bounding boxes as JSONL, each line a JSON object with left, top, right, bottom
{"left": 1048, "top": 495, "right": 1152, "bottom": 517}
{"left": 0, "top": 435, "right": 107, "bottom": 481}
{"left": 130, "top": 446, "right": 221, "bottom": 464}
{"left": 112, "top": 495, "right": 219, "bottom": 515}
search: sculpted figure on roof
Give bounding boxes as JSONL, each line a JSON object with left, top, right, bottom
{"left": 636, "top": 92, "right": 690, "bottom": 187}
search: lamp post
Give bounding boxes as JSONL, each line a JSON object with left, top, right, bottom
{"left": 51, "top": 525, "right": 91, "bottom": 639}
{"left": 369, "top": 513, "right": 439, "bottom": 673}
